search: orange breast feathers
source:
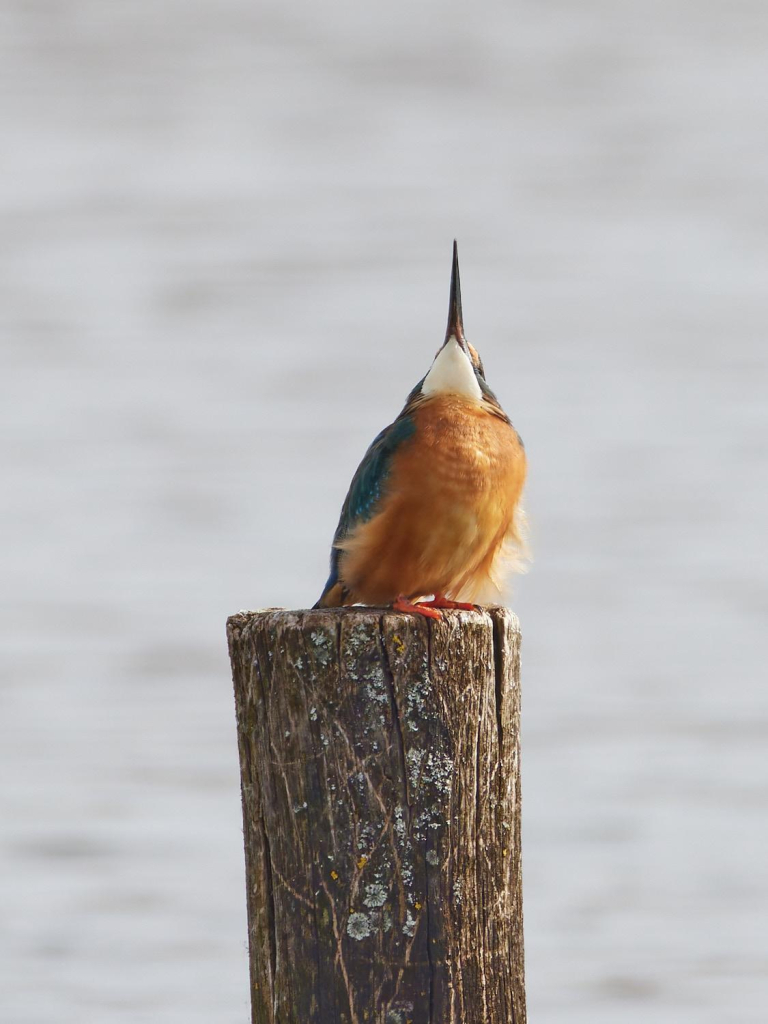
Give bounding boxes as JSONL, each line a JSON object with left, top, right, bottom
{"left": 336, "top": 394, "right": 527, "bottom": 604}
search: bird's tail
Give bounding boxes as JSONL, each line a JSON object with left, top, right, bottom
{"left": 313, "top": 580, "right": 347, "bottom": 609}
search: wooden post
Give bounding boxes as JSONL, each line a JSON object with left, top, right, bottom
{"left": 227, "top": 607, "right": 525, "bottom": 1024}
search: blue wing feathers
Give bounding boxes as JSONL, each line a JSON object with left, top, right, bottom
{"left": 336, "top": 415, "right": 416, "bottom": 539}
{"left": 315, "top": 413, "right": 416, "bottom": 604}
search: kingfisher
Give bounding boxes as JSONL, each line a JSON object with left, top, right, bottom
{"left": 315, "top": 242, "right": 527, "bottom": 620}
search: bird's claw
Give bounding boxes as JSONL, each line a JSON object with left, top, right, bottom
{"left": 392, "top": 597, "right": 442, "bottom": 620}
{"left": 421, "top": 595, "right": 476, "bottom": 611}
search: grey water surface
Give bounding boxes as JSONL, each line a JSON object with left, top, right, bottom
{"left": 2, "top": 2, "right": 767, "bottom": 1021}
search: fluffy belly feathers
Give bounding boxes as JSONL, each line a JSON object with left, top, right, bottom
{"left": 337, "top": 396, "right": 526, "bottom": 603}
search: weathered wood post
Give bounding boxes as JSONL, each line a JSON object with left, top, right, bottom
{"left": 227, "top": 606, "right": 525, "bottom": 1024}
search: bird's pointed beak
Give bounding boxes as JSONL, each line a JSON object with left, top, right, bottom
{"left": 444, "top": 240, "right": 467, "bottom": 349}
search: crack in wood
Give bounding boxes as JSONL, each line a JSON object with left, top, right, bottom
{"left": 491, "top": 611, "right": 505, "bottom": 754}
{"left": 252, "top": 656, "right": 278, "bottom": 1021}
{"left": 380, "top": 621, "right": 411, "bottom": 821}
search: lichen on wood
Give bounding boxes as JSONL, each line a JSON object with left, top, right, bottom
{"left": 227, "top": 607, "right": 525, "bottom": 1024}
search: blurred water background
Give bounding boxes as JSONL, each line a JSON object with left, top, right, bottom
{"left": 2, "top": 1, "right": 767, "bottom": 1021}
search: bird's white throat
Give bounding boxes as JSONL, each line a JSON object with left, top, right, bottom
{"left": 421, "top": 336, "right": 482, "bottom": 399}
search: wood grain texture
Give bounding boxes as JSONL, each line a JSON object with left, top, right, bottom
{"left": 227, "top": 607, "right": 525, "bottom": 1024}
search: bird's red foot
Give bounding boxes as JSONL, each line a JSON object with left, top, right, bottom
{"left": 392, "top": 596, "right": 442, "bottom": 620}
{"left": 421, "top": 594, "right": 476, "bottom": 611}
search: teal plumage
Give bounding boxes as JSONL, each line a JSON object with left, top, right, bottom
{"left": 316, "top": 413, "right": 417, "bottom": 605}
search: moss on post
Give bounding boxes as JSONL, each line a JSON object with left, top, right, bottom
{"left": 227, "top": 607, "right": 525, "bottom": 1024}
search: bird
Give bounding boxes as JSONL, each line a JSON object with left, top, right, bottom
{"left": 315, "top": 242, "right": 527, "bottom": 620}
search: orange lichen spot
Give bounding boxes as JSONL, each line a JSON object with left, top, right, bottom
{"left": 392, "top": 634, "right": 405, "bottom": 655}
{"left": 502, "top": 848, "right": 508, "bottom": 857}
{"left": 414, "top": 901, "right": 422, "bottom": 910}
{"left": 330, "top": 870, "right": 339, "bottom": 880}
{"left": 357, "top": 855, "right": 368, "bottom": 870}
